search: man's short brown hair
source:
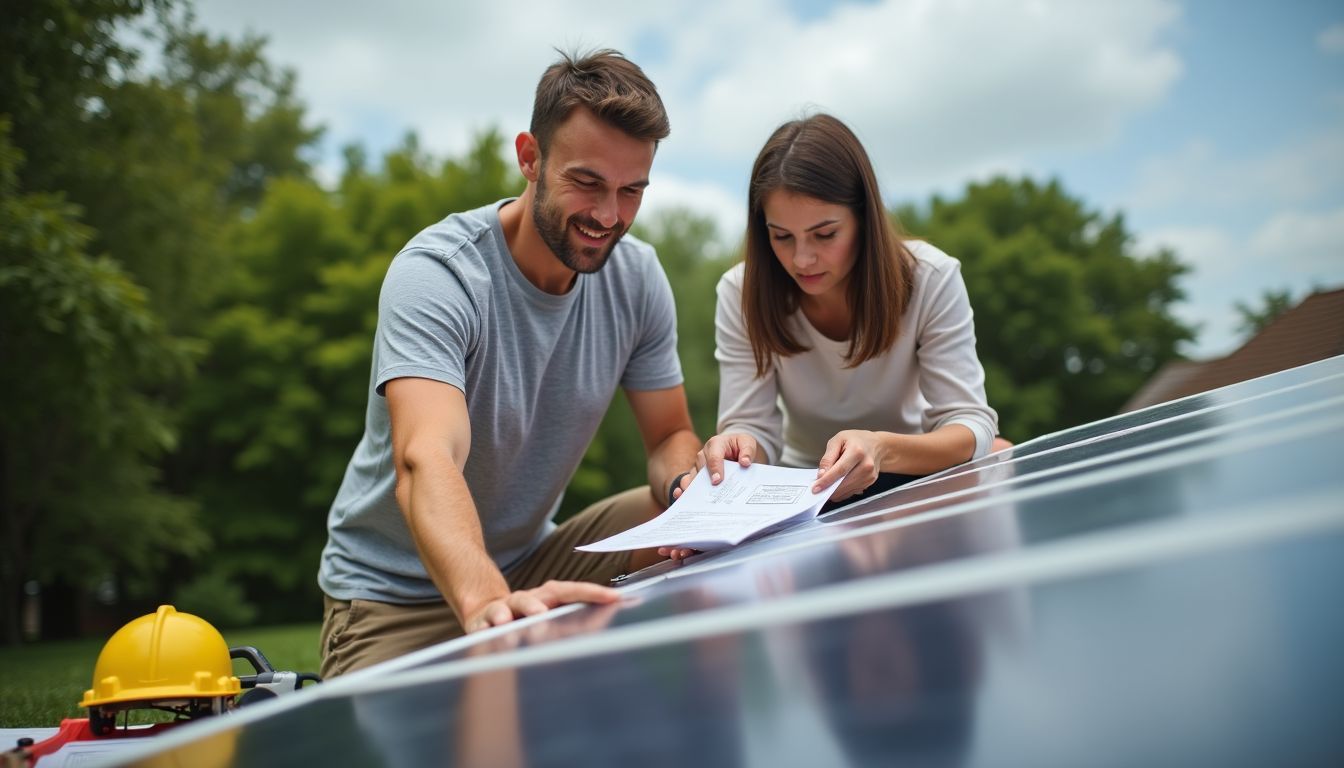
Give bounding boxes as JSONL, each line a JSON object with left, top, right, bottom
{"left": 530, "top": 49, "right": 670, "bottom": 153}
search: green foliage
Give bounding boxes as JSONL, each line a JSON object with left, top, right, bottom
{"left": 158, "top": 15, "right": 321, "bottom": 209}
{"left": 0, "top": 0, "right": 156, "bottom": 196}
{"left": 648, "top": 212, "right": 740, "bottom": 439}
{"left": 0, "top": 0, "right": 318, "bottom": 642}
{"left": 899, "top": 178, "right": 1193, "bottom": 441}
{"left": 1234, "top": 288, "right": 1296, "bottom": 340}
{"left": 173, "top": 570, "right": 259, "bottom": 629}
{"left": 171, "top": 133, "right": 523, "bottom": 621}
{"left": 1, "top": 0, "right": 322, "bottom": 333}
{"left": 0, "top": 121, "right": 204, "bottom": 643}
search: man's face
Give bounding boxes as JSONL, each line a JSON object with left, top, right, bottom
{"left": 530, "top": 108, "right": 656, "bottom": 273}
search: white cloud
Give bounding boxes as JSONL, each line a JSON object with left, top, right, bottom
{"left": 192, "top": 1, "right": 674, "bottom": 157}
{"left": 1128, "top": 130, "right": 1344, "bottom": 214}
{"left": 194, "top": 0, "right": 1183, "bottom": 217}
{"left": 1140, "top": 226, "right": 1238, "bottom": 274}
{"left": 1318, "top": 23, "right": 1344, "bottom": 55}
{"left": 1139, "top": 205, "right": 1344, "bottom": 357}
{"left": 1139, "top": 226, "right": 1261, "bottom": 356}
{"left": 641, "top": 174, "right": 746, "bottom": 246}
{"left": 671, "top": 0, "right": 1183, "bottom": 196}
{"left": 1248, "top": 206, "right": 1344, "bottom": 279}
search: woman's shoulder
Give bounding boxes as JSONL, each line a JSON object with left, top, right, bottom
{"left": 717, "top": 260, "right": 748, "bottom": 292}
{"left": 904, "top": 239, "right": 961, "bottom": 275}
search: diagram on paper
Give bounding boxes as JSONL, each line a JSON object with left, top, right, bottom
{"left": 747, "top": 485, "right": 806, "bottom": 504}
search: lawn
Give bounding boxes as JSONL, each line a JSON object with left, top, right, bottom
{"left": 0, "top": 623, "right": 322, "bottom": 728}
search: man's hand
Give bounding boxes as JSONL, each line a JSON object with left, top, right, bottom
{"left": 668, "top": 469, "right": 694, "bottom": 503}
{"left": 813, "top": 429, "right": 887, "bottom": 500}
{"left": 461, "top": 580, "right": 620, "bottom": 633}
{"left": 656, "top": 545, "right": 698, "bottom": 562}
{"left": 696, "top": 433, "right": 761, "bottom": 485}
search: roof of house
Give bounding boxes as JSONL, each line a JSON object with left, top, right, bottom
{"left": 1122, "top": 287, "right": 1344, "bottom": 412}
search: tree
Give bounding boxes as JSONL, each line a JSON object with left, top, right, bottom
{"left": 0, "top": 122, "right": 205, "bottom": 643}
{"left": 1234, "top": 288, "right": 1295, "bottom": 340}
{"left": 0, "top": 0, "right": 320, "bottom": 637}
{"left": 0, "top": 0, "right": 155, "bottom": 198}
{"left": 170, "top": 133, "right": 522, "bottom": 622}
{"left": 899, "top": 178, "right": 1193, "bottom": 441}
{"left": 1, "top": 0, "right": 321, "bottom": 335}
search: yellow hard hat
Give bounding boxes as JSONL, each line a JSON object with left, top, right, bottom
{"left": 81, "top": 605, "right": 241, "bottom": 708}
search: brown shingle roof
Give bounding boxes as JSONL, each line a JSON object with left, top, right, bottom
{"left": 1122, "top": 287, "right": 1344, "bottom": 412}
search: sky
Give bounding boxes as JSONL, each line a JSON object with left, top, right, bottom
{"left": 192, "top": 0, "right": 1344, "bottom": 357}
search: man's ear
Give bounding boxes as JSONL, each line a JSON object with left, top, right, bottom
{"left": 515, "top": 132, "right": 541, "bottom": 182}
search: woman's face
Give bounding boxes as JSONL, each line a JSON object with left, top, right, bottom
{"left": 762, "top": 189, "right": 860, "bottom": 303}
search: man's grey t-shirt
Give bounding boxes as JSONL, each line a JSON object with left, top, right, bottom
{"left": 318, "top": 200, "right": 683, "bottom": 603}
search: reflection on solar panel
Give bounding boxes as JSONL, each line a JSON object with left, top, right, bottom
{"left": 119, "top": 357, "right": 1344, "bottom": 767}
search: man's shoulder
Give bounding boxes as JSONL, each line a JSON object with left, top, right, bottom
{"left": 391, "top": 201, "right": 501, "bottom": 263}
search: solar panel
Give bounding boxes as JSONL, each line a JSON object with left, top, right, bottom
{"left": 115, "top": 357, "right": 1344, "bottom": 767}
{"left": 966, "top": 354, "right": 1344, "bottom": 463}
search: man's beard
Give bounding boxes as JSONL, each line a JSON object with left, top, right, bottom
{"left": 531, "top": 175, "right": 625, "bottom": 274}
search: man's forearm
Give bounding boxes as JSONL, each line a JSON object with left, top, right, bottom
{"left": 647, "top": 428, "right": 702, "bottom": 506}
{"left": 396, "top": 459, "right": 509, "bottom": 624}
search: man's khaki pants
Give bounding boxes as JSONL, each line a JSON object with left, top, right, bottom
{"left": 320, "top": 486, "right": 656, "bottom": 678}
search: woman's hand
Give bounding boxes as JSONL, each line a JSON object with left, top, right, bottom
{"left": 656, "top": 433, "right": 763, "bottom": 564}
{"left": 813, "top": 430, "right": 887, "bottom": 500}
{"left": 696, "top": 432, "right": 761, "bottom": 485}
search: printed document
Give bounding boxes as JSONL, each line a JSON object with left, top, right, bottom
{"left": 577, "top": 462, "right": 841, "bottom": 552}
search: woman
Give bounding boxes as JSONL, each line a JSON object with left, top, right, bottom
{"left": 671, "top": 114, "right": 998, "bottom": 530}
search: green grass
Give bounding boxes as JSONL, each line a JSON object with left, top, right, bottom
{"left": 0, "top": 623, "right": 321, "bottom": 728}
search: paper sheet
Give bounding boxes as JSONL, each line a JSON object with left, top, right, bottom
{"left": 577, "top": 462, "right": 840, "bottom": 552}
{"left": 35, "top": 735, "right": 156, "bottom": 767}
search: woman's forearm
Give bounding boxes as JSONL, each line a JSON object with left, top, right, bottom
{"left": 875, "top": 424, "right": 977, "bottom": 476}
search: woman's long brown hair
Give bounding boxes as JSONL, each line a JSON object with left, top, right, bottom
{"left": 743, "top": 114, "right": 915, "bottom": 377}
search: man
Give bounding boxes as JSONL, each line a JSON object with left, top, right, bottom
{"left": 317, "top": 50, "right": 701, "bottom": 677}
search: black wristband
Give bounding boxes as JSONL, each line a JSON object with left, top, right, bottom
{"left": 667, "top": 471, "right": 692, "bottom": 505}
